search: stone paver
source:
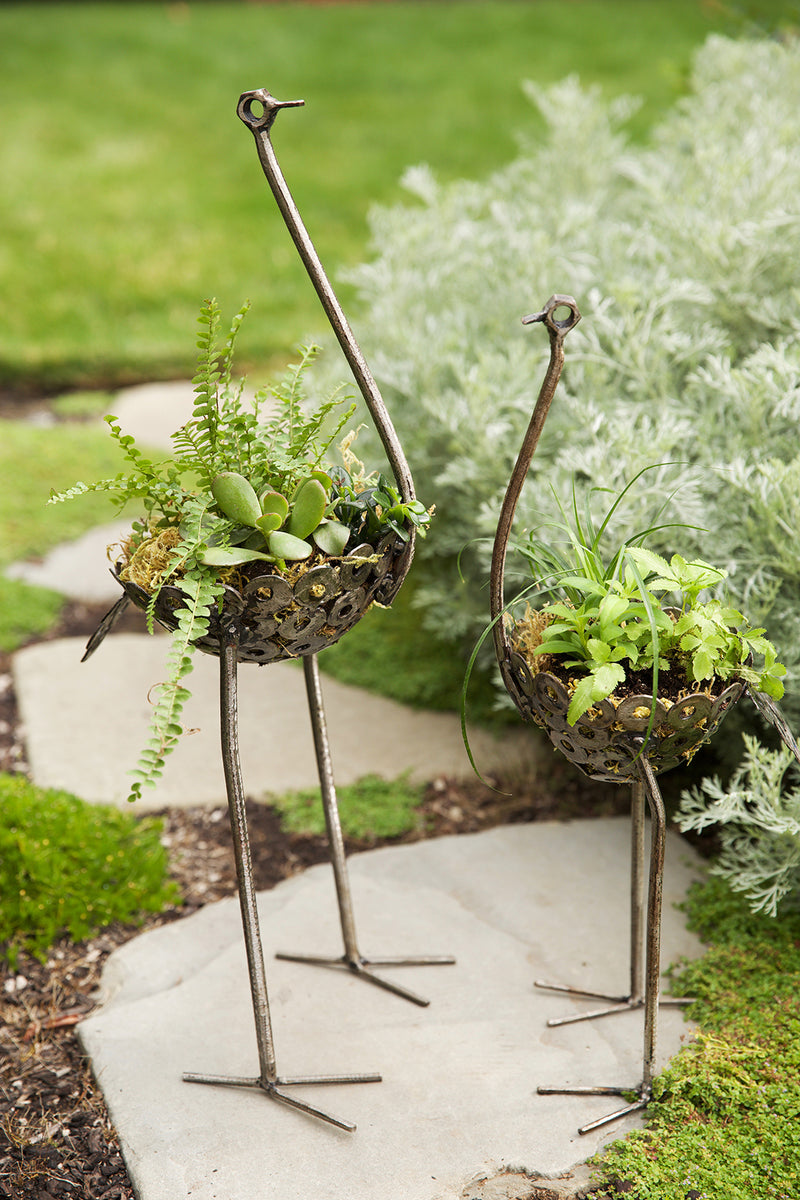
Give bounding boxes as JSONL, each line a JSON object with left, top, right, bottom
{"left": 79, "top": 819, "right": 704, "bottom": 1200}
{"left": 13, "top": 633, "right": 540, "bottom": 809}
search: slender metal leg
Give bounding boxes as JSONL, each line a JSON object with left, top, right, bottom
{"left": 535, "top": 779, "right": 691, "bottom": 1026}
{"left": 183, "top": 625, "right": 381, "bottom": 1131}
{"left": 538, "top": 756, "right": 673, "bottom": 1134}
{"left": 275, "top": 653, "right": 455, "bottom": 1007}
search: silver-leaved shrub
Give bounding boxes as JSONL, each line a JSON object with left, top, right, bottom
{"left": 313, "top": 35, "right": 800, "bottom": 908}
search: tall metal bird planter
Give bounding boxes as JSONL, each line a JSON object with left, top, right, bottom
{"left": 488, "top": 295, "right": 746, "bottom": 1135}
{"left": 82, "top": 89, "right": 453, "bottom": 1131}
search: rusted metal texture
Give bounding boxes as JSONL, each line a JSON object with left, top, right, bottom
{"left": 501, "top": 659, "right": 744, "bottom": 783}
{"left": 113, "top": 532, "right": 407, "bottom": 665}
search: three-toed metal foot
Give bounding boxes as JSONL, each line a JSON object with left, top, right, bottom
{"left": 535, "top": 775, "right": 691, "bottom": 1027}
{"left": 534, "top": 982, "right": 691, "bottom": 1026}
{"left": 537, "top": 1082, "right": 651, "bottom": 1136}
{"left": 183, "top": 1069, "right": 381, "bottom": 1133}
{"left": 276, "top": 949, "right": 456, "bottom": 1008}
{"left": 538, "top": 757, "right": 675, "bottom": 1135}
{"left": 279, "top": 655, "right": 455, "bottom": 1008}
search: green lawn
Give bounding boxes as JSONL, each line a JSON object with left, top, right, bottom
{"left": 0, "top": 419, "right": 139, "bottom": 650}
{"left": 2, "top": 0, "right": 793, "bottom": 388}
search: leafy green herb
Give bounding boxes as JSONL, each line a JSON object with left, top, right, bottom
{"left": 511, "top": 469, "right": 785, "bottom": 725}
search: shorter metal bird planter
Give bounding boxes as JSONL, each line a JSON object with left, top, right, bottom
{"left": 488, "top": 295, "right": 742, "bottom": 1134}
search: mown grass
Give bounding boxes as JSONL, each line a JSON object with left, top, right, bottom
{"left": 0, "top": 418, "right": 135, "bottom": 649}
{"left": 2, "top": 0, "right": 793, "bottom": 388}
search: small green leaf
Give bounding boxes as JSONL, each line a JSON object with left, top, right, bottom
{"left": 313, "top": 519, "right": 351, "bottom": 556}
{"left": 268, "top": 530, "right": 313, "bottom": 561}
{"left": 211, "top": 472, "right": 261, "bottom": 527}
{"left": 598, "top": 593, "right": 629, "bottom": 626}
{"left": 288, "top": 478, "right": 328, "bottom": 539}
{"left": 255, "top": 512, "right": 283, "bottom": 537}
{"left": 587, "top": 638, "right": 612, "bottom": 665}
{"left": 691, "top": 649, "right": 714, "bottom": 680}
{"left": 593, "top": 662, "right": 626, "bottom": 694}
{"left": 567, "top": 675, "right": 600, "bottom": 725}
{"left": 198, "top": 546, "right": 271, "bottom": 567}
{"left": 259, "top": 491, "right": 289, "bottom": 522}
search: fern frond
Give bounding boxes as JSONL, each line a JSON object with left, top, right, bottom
{"left": 127, "top": 570, "right": 220, "bottom": 803}
{"left": 187, "top": 298, "right": 223, "bottom": 484}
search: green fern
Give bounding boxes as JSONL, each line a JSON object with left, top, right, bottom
{"left": 257, "top": 345, "right": 357, "bottom": 494}
{"left": 128, "top": 570, "right": 221, "bottom": 803}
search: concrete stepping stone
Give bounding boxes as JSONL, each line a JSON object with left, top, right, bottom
{"left": 79, "top": 819, "right": 704, "bottom": 1200}
{"left": 13, "top": 633, "right": 540, "bottom": 809}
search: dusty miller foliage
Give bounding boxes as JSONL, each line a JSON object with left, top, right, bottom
{"left": 310, "top": 34, "right": 800, "bottom": 908}
{"left": 678, "top": 735, "right": 800, "bottom": 916}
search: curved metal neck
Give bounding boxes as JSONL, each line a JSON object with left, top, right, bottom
{"left": 489, "top": 295, "right": 581, "bottom": 662}
{"left": 237, "top": 89, "right": 415, "bottom": 509}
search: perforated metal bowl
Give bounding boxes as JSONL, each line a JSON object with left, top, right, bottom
{"left": 499, "top": 650, "right": 743, "bottom": 783}
{"left": 115, "top": 533, "right": 410, "bottom": 665}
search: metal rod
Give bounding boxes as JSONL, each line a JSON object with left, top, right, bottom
{"left": 219, "top": 623, "right": 277, "bottom": 1085}
{"left": 638, "top": 754, "right": 666, "bottom": 1092}
{"left": 489, "top": 295, "right": 581, "bottom": 664}
{"left": 629, "top": 780, "right": 646, "bottom": 1003}
{"left": 236, "top": 89, "right": 415, "bottom": 510}
{"left": 275, "top": 653, "right": 455, "bottom": 1006}
{"left": 302, "top": 653, "right": 360, "bottom": 959}
{"left": 534, "top": 778, "right": 684, "bottom": 1025}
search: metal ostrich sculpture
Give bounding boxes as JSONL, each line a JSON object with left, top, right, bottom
{"left": 488, "top": 293, "right": 800, "bottom": 1134}
{"left": 82, "top": 89, "right": 453, "bottom": 1131}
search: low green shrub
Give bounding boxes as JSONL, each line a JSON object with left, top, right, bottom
{"left": 0, "top": 773, "right": 178, "bottom": 968}
{"left": 270, "top": 773, "right": 424, "bottom": 841}
{"left": 311, "top": 34, "right": 800, "bottom": 728}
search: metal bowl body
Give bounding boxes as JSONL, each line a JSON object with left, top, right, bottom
{"left": 117, "top": 534, "right": 410, "bottom": 665}
{"left": 499, "top": 651, "right": 743, "bottom": 783}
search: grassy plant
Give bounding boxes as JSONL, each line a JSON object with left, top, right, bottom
{"left": 0, "top": 773, "right": 178, "bottom": 969}
{"left": 0, "top": 1, "right": 786, "bottom": 388}
{"left": 270, "top": 773, "right": 424, "bottom": 841}
{"left": 594, "top": 876, "right": 800, "bottom": 1199}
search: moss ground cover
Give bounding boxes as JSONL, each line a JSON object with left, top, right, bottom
{"left": 269, "top": 773, "right": 425, "bottom": 841}
{"left": 595, "top": 876, "right": 800, "bottom": 1199}
{"left": 0, "top": 773, "right": 178, "bottom": 969}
